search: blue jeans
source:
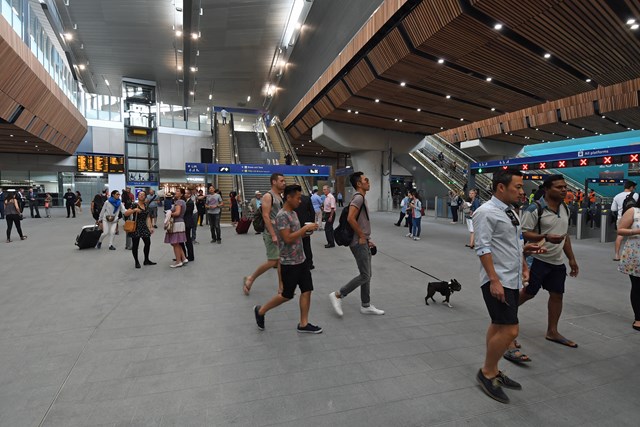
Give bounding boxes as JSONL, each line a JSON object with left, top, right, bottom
{"left": 412, "top": 217, "right": 422, "bottom": 237}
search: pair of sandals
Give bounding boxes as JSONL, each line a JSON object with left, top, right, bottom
{"left": 465, "top": 244, "right": 475, "bottom": 249}
{"left": 504, "top": 337, "right": 579, "bottom": 363}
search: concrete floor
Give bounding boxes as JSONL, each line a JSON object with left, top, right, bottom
{"left": 1, "top": 207, "right": 639, "bottom": 427}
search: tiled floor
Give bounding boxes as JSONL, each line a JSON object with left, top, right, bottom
{"left": 1, "top": 208, "right": 639, "bottom": 426}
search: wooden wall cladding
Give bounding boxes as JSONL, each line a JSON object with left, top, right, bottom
{"left": 0, "top": 16, "right": 87, "bottom": 154}
{"left": 343, "top": 60, "right": 377, "bottom": 94}
{"left": 283, "top": 0, "right": 409, "bottom": 128}
{"left": 367, "top": 28, "right": 410, "bottom": 75}
{"left": 402, "top": 0, "right": 463, "bottom": 48}
{"left": 326, "top": 81, "right": 352, "bottom": 108}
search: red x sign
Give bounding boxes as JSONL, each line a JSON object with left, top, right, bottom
{"left": 558, "top": 160, "right": 566, "bottom": 168}
{"left": 579, "top": 159, "right": 588, "bottom": 166}
{"left": 539, "top": 162, "right": 546, "bottom": 169}
{"left": 631, "top": 154, "right": 639, "bottom": 162}
{"left": 521, "top": 164, "right": 529, "bottom": 170}
{"left": 603, "top": 156, "right": 612, "bottom": 164}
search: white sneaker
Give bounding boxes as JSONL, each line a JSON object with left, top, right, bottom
{"left": 360, "top": 305, "right": 385, "bottom": 315}
{"left": 413, "top": 237, "right": 420, "bottom": 241}
{"left": 405, "top": 233, "right": 413, "bottom": 238}
{"left": 329, "top": 292, "right": 343, "bottom": 316}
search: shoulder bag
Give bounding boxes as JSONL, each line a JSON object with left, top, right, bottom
{"left": 124, "top": 211, "right": 137, "bottom": 233}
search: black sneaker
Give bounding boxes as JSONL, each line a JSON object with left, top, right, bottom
{"left": 496, "top": 371, "right": 522, "bottom": 390}
{"left": 476, "top": 369, "right": 509, "bottom": 404}
{"left": 297, "top": 323, "right": 323, "bottom": 334}
{"left": 254, "top": 305, "right": 265, "bottom": 330}
{"left": 109, "top": 245, "right": 116, "bottom": 250}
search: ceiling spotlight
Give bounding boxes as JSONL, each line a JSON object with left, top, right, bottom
{"left": 581, "top": 127, "right": 585, "bottom": 130}
{"left": 347, "top": 109, "right": 352, "bottom": 113}
{"left": 9, "top": 134, "right": 13, "bottom": 137}
{"left": 400, "top": 82, "right": 406, "bottom": 87}
{"left": 632, "top": 24, "right": 640, "bottom": 30}
{"left": 416, "top": 108, "right": 421, "bottom": 112}
{"left": 616, "top": 122, "right": 619, "bottom": 125}
{"left": 63, "top": 33, "right": 73, "bottom": 40}
{"left": 176, "top": 30, "right": 182, "bottom": 37}
{"left": 309, "top": 140, "right": 311, "bottom": 142}
{"left": 491, "top": 107, "right": 496, "bottom": 111}
{"left": 440, "top": 127, "right": 444, "bottom": 130}
{"left": 494, "top": 23, "right": 503, "bottom": 30}
{"left": 191, "top": 33, "right": 199, "bottom": 39}
{"left": 446, "top": 95, "right": 451, "bottom": 99}
{"left": 247, "top": 96, "right": 251, "bottom": 102}
{"left": 301, "top": 144, "right": 304, "bottom": 146}
{"left": 190, "top": 66, "right": 196, "bottom": 72}
{"left": 35, "top": 145, "right": 38, "bottom": 148}
{"left": 627, "top": 19, "right": 636, "bottom": 25}
{"left": 241, "top": 118, "right": 244, "bottom": 122}
{"left": 355, "top": 111, "right": 359, "bottom": 114}
{"left": 394, "top": 118, "right": 398, "bottom": 122}
{"left": 398, "top": 119, "right": 403, "bottom": 122}
{"left": 486, "top": 77, "right": 492, "bottom": 82}
{"left": 375, "top": 99, "right": 379, "bottom": 103}
{"left": 190, "top": 91, "right": 194, "bottom": 95}
{"left": 586, "top": 78, "right": 592, "bottom": 82}
{"left": 104, "top": 79, "right": 109, "bottom": 86}
{"left": 437, "top": 59, "right": 444, "bottom": 64}
{"left": 459, "top": 118, "right": 464, "bottom": 121}
{"left": 209, "top": 94, "right": 212, "bottom": 100}
{"left": 78, "top": 64, "right": 86, "bottom": 70}
{"left": 535, "top": 128, "right": 539, "bottom": 131}
{"left": 543, "top": 53, "right": 551, "bottom": 59}
{"left": 602, "top": 115, "right": 606, "bottom": 118}
{"left": 177, "top": 65, "right": 182, "bottom": 70}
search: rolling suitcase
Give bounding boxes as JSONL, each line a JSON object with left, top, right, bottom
{"left": 236, "top": 217, "right": 252, "bottom": 234}
{"left": 76, "top": 224, "right": 102, "bottom": 249}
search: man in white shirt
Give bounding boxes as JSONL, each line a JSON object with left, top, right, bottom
{"left": 322, "top": 185, "right": 336, "bottom": 248}
{"left": 473, "top": 169, "right": 545, "bottom": 404}
{"left": 220, "top": 108, "right": 228, "bottom": 125}
{"left": 611, "top": 180, "right": 638, "bottom": 261}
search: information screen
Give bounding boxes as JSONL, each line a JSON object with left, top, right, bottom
{"left": 77, "top": 154, "right": 124, "bottom": 173}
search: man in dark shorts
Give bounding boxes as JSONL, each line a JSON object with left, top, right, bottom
{"left": 514, "top": 175, "right": 579, "bottom": 353}
{"left": 253, "top": 185, "right": 321, "bottom": 333}
{"left": 473, "top": 169, "right": 545, "bottom": 404}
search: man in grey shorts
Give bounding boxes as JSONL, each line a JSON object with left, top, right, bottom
{"left": 146, "top": 189, "right": 159, "bottom": 228}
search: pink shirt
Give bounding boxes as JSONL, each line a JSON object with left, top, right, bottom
{"left": 323, "top": 193, "right": 336, "bottom": 212}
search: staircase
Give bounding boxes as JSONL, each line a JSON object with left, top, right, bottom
{"left": 216, "top": 123, "right": 234, "bottom": 223}
{"left": 236, "top": 131, "right": 272, "bottom": 197}
{"left": 267, "top": 121, "right": 311, "bottom": 195}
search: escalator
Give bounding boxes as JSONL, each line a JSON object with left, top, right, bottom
{"left": 236, "top": 131, "right": 272, "bottom": 198}
{"left": 267, "top": 118, "right": 312, "bottom": 195}
{"left": 215, "top": 121, "right": 234, "bottom": 224}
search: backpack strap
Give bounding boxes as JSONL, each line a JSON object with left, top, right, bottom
{"left": 350, "top": 193, "right": 367, "bottom": 220}
{"left": 535, "top": 200, "right": 570, "bottom": 234}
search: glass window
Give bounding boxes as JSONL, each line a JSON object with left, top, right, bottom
{"left": 1, "top": 0, "right": 13, "bottom": 25}
{"left": 11, "top": 0, "right": 22, "bottom": 35}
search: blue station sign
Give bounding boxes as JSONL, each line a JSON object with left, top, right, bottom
{"left": 185, "top": 163, "right": 330, "bottom": 177}
{"left": 472, "top": 145, "right": 640, "bottom": 173}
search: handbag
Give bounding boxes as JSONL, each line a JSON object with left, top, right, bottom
{"left": 105, "top": 214, "right": 116, "bottom": 222}
{"left": 124, "top": 212, "right": 137, "bottom": 233}
{"left": 164, "top": 215, "right": 175, "bottom": 232}
{"left": 44, "top": 202, "right": 50, "bottom": 208}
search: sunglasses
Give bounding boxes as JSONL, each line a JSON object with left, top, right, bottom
{"left": 504, "top": 209, "right": 520, "bottom": 227}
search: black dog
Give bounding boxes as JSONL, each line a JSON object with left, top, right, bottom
{"left": 425, "top": 279, "right": 462, "bottom": 308}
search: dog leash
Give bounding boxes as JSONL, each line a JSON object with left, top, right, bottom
{"left": 377, "top": 248, "right": 446, "bottom": 282}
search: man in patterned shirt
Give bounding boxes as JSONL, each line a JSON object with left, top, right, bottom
{"left": 254, "top": 184, "right": 321, "bottom": 333}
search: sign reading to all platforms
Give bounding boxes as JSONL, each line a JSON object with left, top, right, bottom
{"left": 471, "top": 145, "right": 640, "bottom": 174}
{"left": 185, "top": 163, "right": 330, "bottom": 177}
{"left": 77, "top": 153, "right": 125, "bottom": 173}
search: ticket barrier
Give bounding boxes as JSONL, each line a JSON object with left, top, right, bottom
{"left": 434, "top": 196, "right": 452, "bottom": 220}
{"left": 576, "top": 204, "right": 617, "bottom": 242}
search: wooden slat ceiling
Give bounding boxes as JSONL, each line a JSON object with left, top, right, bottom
{"left": 284, "top": 0, "right": 640, "bottom": 150}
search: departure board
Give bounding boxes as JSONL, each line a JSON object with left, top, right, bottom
{"left": 77, "top": 154, "right": 125, "bottom": 173}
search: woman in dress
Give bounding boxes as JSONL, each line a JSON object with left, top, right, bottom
{"left": 617, "top": 202, "right": 640, "bottom": 331}
{"left": 165, "top": 188, "right": 188, "bottom": 268}
{"left": 75, "top": 191, "right": 83, "bottom": 213}
{"left": 465, "top": 189, "right": 481, "bottom": 249}
{"left": 44, "top": 193, "right": 52, "bottom": 218}
{"left": 97, "top": 190, "right": 127, "bottom": 250}
{"left": 124, "top": 190, "right": 156, "bottom": 268}
{"left": 5, "top": 192, "right": 26, "bottom": 242}
{"left": 181, "top": 188, "right": 196, "bottom": 262}
{"left": 229, "top": 190, "right": 239, "bottom": 226}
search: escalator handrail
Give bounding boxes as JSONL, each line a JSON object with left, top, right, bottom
{"left": 229, "top": 113, "right": 245, "bottom": 202}
{"left": 272, "top": 117, "right": 313, "bottom": 195}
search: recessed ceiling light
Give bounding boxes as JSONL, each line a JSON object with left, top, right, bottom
{"left": 400, "top": 82, "right": 406, "bottom": 87}
{"left": 398, "top": 119, "right": 403, "bottom": 122}
{"left": 602, "top": 115, "right": 606, "bottom": 118}
{"left": 491, "top": 107, "right": 496, "bottom": 111}
{"left": 375, "top": 99, "right": 379, "bottom": 103}
{"left": 190, "top": 66, "right": 196, "bottom": 72}
{"left": 355, "top": 111, "right": 359, "bottom": 114}
{"left": 586, "top": 78, "right": 591, "bottom": 82}
{"left": 301, "top": 144, "right": 304, "bottom": 146}
{"left": 627, "top": 19, "right": 636, "bottom": 25}
{"left": 581, "top": 127, "right": 585, "bottom": 130}
{"left": 177, "top": 65, "right": 182, "bottom": 70}
{"left": 494, "top": 23, "right": 502, "bottom": 30}
{"left": 78, "top": 64, "right": 86, "bottom": 70}
{"left": 566, "top": 122, "right": 569, "bottom": 125}
{"left": 460, "top": 118, "right": 464, "bottom": 121}
{"left": 191, "top": 33, "right": 199, "bottom": 39}
{"left": 104, "top": 79, "right": 109, "bottom": 86}
{"left": 24, "top": 140, "right": 28, "bottom": 143}
{"left": 394, "top": 119, "right": 398, "bottom": 122}
{"left": 309, "top": 140, "right": 311, "bottom": 142}
{"left": 176, "top": 30, "right": 182, "bottom": 37}
{"left": 347, "top": 109, "right": 351, "bottom": 113}
{"left": 437, "top": 59, "right": 444, "bottom": 64}
{"left": 616, "top": 122, "right": 619, "bottom": 125}
{"left": 535, "top": 128, "right": 539, "bottom": 131}
{"left": 247, "top": 96, "right": 251, "bottom": 102}
{"left": 552, "top": 132, "right": 555, "bottom": 135}
{"left": 445, "top": 95, "right": 451, "bottom": 99}
{"left": 632, "top": 24, "right": 639, "bottom": 30}
{"left": 9, "top": 134, "right": 13, "bottom": 137}
{"left": 595, "top": 132, "right": 599, "bottom": 135}
{"left": 209, "top": 94, "right": 212, "bottom": 100}
{"left": 440, "top": 127, "right": 444, "bottom": 130}
{"left": 416, "top": 108, "right": 421, "bottom": 112}
{"left": 241, "top": 118, "right": 244, "bottom": 122}
{"left": 544, "top": 53, "right": 551, "bottom": 59}
{"left": 190, "top": 91, "right": 194, "bottom": 95}
{"left": 63, "top": 33, "right": 73, "bottom": 40}
{"left": 35, "top": 145, "right": 38, "bottom": 148}
{"left": 486, "top": 77, "right": 492, "bottom": 82}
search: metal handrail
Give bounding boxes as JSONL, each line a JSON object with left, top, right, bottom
{"left": 229, "top": 113, "right": 245, "bottom": 201}
{"left": 272, "top": 117, "right": 313, "bottom": 195}
{"left": 212, "top": 112, "right": 218, "bottom": 188}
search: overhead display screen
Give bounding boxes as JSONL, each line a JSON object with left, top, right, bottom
{"left": 77, "top": 154, "right": 124, "bottom": 173}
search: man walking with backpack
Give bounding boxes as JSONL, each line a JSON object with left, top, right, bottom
{"left": 329, "top": 171, "right": 384, "bottom": 316}
{"left": 504, "top": 174, "right": 579, "bottom": 364}
{"left": 612, "top": 180, "right": 638, "bottom": 261}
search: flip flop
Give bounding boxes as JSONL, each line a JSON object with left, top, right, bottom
{"left": 545, "top": 337, "right": 578, "bottom": 348}
{"left": 242, "top": 277, "right": 252, "bottom": 296}
{"left": 503, "top": 348, "right": 531, "bottom": 363}
{"left": 613, "top": 258, "right": 621, "bottom": 261}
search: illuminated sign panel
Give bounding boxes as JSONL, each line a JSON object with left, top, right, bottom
{"left": 77, "top": 153, "right": 125, "bottom": 173}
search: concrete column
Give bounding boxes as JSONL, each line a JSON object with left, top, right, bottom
{"left": 349, "top": 150, "right": 391, "bottom": 212}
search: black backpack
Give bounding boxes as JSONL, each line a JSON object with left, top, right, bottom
{"left": 253, "top": 205, "right": 265, "bottom": 233}
{"left": 334, "top": 194, "right": 368, "bottom": 246}
{"left": 622, "top": 192, "right": 637, "bottom": 215}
